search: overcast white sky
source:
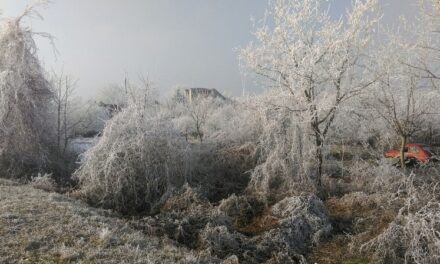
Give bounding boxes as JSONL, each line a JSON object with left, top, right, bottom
{"left": 0, "top": 0, "right": 418, "bottom": 98}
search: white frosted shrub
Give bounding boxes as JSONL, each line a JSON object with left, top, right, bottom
{"left": 359, "top": 177, "right": 440, "bottom": 264}
{"left": 74, "top": 102, "right": 188, "bottom": 215}
{"left": 347, "top": 158, "right": 405, "bottom": 193}
{"left": 247, "top": 94, "right": 316, "bottom": 198}
{"left": 166, "top": 95, "right": 261, "bottom": 201}
{"left": 30, "top": 173, "right": 56, "bottom": 192}
{"left": 0, "top": 3, "right": 54, "bottom": 177}
{"left": 168, "top": 90, "right": 261, "bottom": 146}
{"left": 204, "top": 99, "right": 262, "bottom": 145}
{"left": 168, "top": 96, "right": 222, "bottom": 143}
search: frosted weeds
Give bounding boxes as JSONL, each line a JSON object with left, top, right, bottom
{"left": 30, "top": 173, "right": 56, "bottom": 192}
{"left": 128, "top": 186, "right": 331, "bottom": 263}
{"left": 99, "top": 227, "right": 112, "bottom": 241}
{"left": 347, "top": 158, "right": 406, "bottom": 193}
{"left": 220, "top": 255, "right": 239, "bottom": 264}
{"left": 246, "top": 102, "right": 317, "bottom": 198}
{"left": 259, "top": 195, "right": 332, "bottom": 253}
{"left": 198, "top": 224, "right": 247, "bottom": 259}
{"left": 217, "top": 194, "right": 265, "bottom": 228}
{"left": 0, "top": 180, "right": 199, "bottom": 264}
{"left": 74, "top": 101, "right": 188, "bottom": 215}
{"left": 359, "top": 177, "right": 440, "bottom": 264}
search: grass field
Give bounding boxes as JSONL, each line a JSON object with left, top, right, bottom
{"left": 0, "top": 179, "right": 195, "bottom": 264}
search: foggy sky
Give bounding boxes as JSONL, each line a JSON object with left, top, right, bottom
{"left": 0, "top": 0, "right": 418, "bottom": 98}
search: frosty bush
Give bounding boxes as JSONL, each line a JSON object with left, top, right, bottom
{"left": 0, "top": 3, "right": 54, "bottom": 177}
{"left": 240, "top": 195, "right": 332, "bottom": 262}
{"left": 198, "top": 224, "right": 247, "bottom": 260}
{"left": 359, "top": 177, "right": 440, "bottom": 264}
{"left": 74, "top": 100, "right": 188, "bottom": 215}
{"left": 30, "top": 173, "right": 56, "bottom": 192}
{"left": 190, "top": 194, "right": 331, "bottom": 263}
{"left": 165, "top": 89, "right": 261, "bottom": 201}
{"left": 203, "top": 99, "right": 262, "bottom": 145}
{"left": 220, "top": 255, "right": 239, "bottom": 264}
{"left": 347, "top": 158, "right": 405, "bottom": 194}
{"left": 217, "top": 194, "right": 266, "bottom": 228}
{"left": 161, "top": 184, "right": 211, "bottom": 213}
{"left": 269, "top": 195, "right": 332, "bottom": 246}
{"left": 246, "top": 94, "right": 317, "bottom": 200}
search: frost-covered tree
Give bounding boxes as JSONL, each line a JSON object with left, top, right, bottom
{"left": 68, "top": 98, "right": 108, "bottom": 137}
{"left": 366, "top": 40, "right": 439, "bottom": 168}
{"left": 247, "top": 92, "right": 318, "bottom": 197}
{"left": 97, "top": 83, "right": 128, "bottom": 107}
{"left": 51, "top": 72, "right": 80, "bottom": 153}
{"left": 170, "top": 89, "right": 226, "bottom": 143}
{"left": 185, "top": 97, "right": 221, "bottom": 143}
{"left": 354, "top": 6, "right": 440, "bottom": 169}
{"left": 241, "top": 0, "right": 379, "bottom": 189}
{"left": 413, "top": 0, "right": 440, "bottom": 84}
{"left": 204, "top": 98, "right": 262, "bottom": 145}
{"left": 385, "top": 1, "right": 439, "bottom": 95}
{"left": 0, "top": 2, "right": 54, "bottom": 177}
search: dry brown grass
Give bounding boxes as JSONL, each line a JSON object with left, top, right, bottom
{"left": 308, "top": 192, "right": 399, "bottom": 264}
{"left": 0, "top": 179, "right": 200, "bottom": 264}
{"left": 237, "top": 210, "right": 279, "bottom": 236}
{"left": 308, "top": 235, "right": 366, "bottom": 264}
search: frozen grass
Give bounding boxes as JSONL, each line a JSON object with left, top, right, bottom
{"left": 0, "top": 179, "right": 200, "bottom": 264}
{"left": 1, "top": 166, "right": 439, "bottom": 264}
{"left": 30, "top": 173, "right": 56, "bottom": 192}
{"left": 358, "top": 176, "right": 440, "bottom": 264}
{"left": 311, "top": 162, "right": 440, "bottom": 264}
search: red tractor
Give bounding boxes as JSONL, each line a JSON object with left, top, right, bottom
{"left": 385, "top": 143, "right": 435, "bottom": 166}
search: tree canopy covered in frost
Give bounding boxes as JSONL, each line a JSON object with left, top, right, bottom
{"left": 241, "top": 0, "right": 380, "bottom": 190}
{"left": 363, "top": 31, "right": 440, "bottom": 168}
{"left": 0, "top": 2, "right": 54, "bottom": 176}
{"left": 173, "top": 97, "right": 221, "bottom": 143}
{"left": 246, "top": 92, "right": 317, "bottom": 198}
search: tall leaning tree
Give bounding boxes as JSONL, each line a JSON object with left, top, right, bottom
{"left": 240, "top": 0, "right": 379, "bottom": 188}
{"left": 0, "top": 3, "right": 54, "bottom": 177}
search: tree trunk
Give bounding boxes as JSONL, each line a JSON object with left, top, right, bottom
{"left": 314, "top": 131, "right": 323, "bottom": 189}
{"left": 316, "top": 146, "right": 323, "bottom": 188}
{"left": 56, "top": 79, "right": 62, "bottom": 153}
{"left": 63, "top": 76, "right": 70, "bottom": 154}
{"left": 63, "top": 100, "right": 68, "bottom": 154}
{"left": 57, "top": 101, "right": 61, "bottom": 152}
{"left": 400, "top": 135, "right": 407, "bottom": 169}
{"left": 196, "top": 121, "right": 203, "bottom": 143}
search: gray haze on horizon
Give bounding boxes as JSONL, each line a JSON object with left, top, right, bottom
{"left": 0, "top": 0, "right": 418, "bottom": 98}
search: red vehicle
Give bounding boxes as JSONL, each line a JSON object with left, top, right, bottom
{"left": 385, "top": 143, "right": 434, "bottom": 164}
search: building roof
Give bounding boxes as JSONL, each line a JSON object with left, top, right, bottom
{"left": 184, "top": 88, "right": 226, "bottom": 101}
